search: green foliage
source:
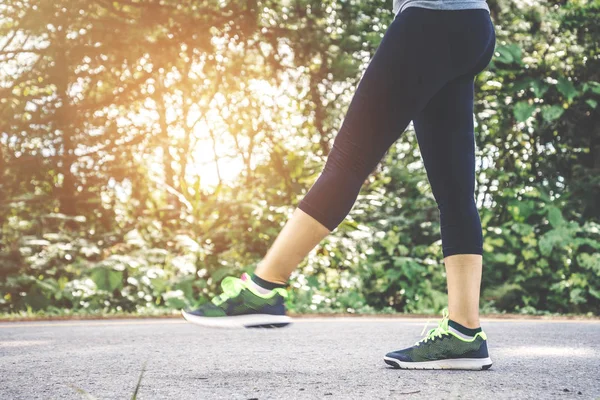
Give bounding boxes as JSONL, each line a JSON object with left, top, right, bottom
{"left": 0, "top": 0, "right": 599, "bottom": 316}
{"left": 481, "top": 190, "right": 600, "bottom": 314}
{"left": 494, "top": 44, "right": 522, "bottom": 65}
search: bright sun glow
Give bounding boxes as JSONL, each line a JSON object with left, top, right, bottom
{"left": 1, "top": 26, "right": 314, "bottom": 196}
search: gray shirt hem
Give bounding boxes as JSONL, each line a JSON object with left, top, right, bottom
{"left": 393, "top": 1, "right": 490, "bottom": 15}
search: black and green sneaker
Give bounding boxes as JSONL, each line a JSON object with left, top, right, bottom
{"left": 182, "top": 273, "right": 292, "bottom": 329}
{"left": 384, "top": 310, "right": 492, "bottom": 370}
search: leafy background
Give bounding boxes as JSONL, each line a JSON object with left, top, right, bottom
{"left": 1, "top": 0, "right": 599, "bottom": 317}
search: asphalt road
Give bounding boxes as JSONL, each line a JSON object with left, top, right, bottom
{"left": 1, "top": 317, "right": 599, "bottom": 400}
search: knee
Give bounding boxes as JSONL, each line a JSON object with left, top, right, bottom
{"left": 325, "top": 136, "right": 371, "bottom": 177}
{"left": 437, "top": 196, "right": 478, "bottom": 221}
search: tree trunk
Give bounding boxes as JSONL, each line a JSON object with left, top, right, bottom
{"left": 55, "top": 32, "right": 77, "bottom": 216}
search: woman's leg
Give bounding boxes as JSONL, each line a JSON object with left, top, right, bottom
{"left": 412, "top": 75, "right": 487, "bottom": 328}
{"left": 384, "top": 71, "right": 494, "bottom": 368}
{"left": 255, "top": 9, "right": 456, "bottom": 283}
{"left": 254, "top": 209, "right": 330, "bottom": 284}
{"left": 445, "top": 254, "right": 483, "bottom": 328}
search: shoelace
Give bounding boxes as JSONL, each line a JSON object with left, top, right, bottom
{"left": 211, "top": 276, "right": 246, "bottom": 306}
{"left": 415, "top": 308, "right": 450, "bottom": 346}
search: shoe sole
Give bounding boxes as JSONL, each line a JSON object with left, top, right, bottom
{"left": 383, "top": 356, "right": 493, "bottom": 370}
{"left": 181, "top": 310, "right": 292, "bottom": 329}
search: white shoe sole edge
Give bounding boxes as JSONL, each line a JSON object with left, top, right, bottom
{"left": 181, "top": 310, "right": 292, "bottom": 329}
{"left": 384, "top": 356, "right": 493, "bottom": 370}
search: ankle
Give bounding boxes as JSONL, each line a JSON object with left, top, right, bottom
{"left": 250, "top": 273, "right": 287, "bottom": 290}
{"left": 448, "top": 315, "right": 480, "bottom": 329}
{"left": 448, "top": 319, "right": 482, "bottom": 338}
{"left": 253, "top": 261, "right": 289, "bottom": 286}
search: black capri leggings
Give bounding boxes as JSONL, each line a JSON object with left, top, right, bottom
{"left": 298, "top": 7, "right": 496, "bottom": 258}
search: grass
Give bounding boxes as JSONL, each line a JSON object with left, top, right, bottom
{"left": 70, "top": 362, "right": 147, "bottom": 400}
{"left": 0, "top": 308, "right": 179, "bottom": 322}
{"left": 1, "top": 308, "right": 598, "bottom": 322}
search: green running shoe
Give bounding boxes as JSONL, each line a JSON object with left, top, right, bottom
{"left": 384, "top": 310, "right": 492, "bottom": 370}
{"left": 182, "top": 273, "right": 292, "bottom": 329}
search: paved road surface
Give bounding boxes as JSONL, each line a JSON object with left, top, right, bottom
{"left": 1, "top": 317, "right": 599, "bottom": 399}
